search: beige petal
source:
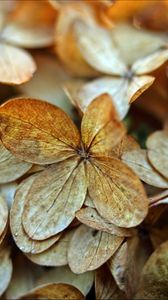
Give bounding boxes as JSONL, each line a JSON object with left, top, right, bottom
{"left": 2, "top": 0, "right": 56, "bottom": 48}
{"left": 26, "top": 229, "right": 74, "bottom": 266}
{"left": 128, "top": 75, "right": 155, "bottom": 103}
{"left": 68, "top": 225, "right": 123, "bottom": 273}
{"left": 74, "top": 20, "right": 127, "bottom": 75}
{"left": 0, "top": 140, "right": 32, "bottom": 183}
{"left": 122, "top": 149, "right": 168, "bottom": 188}
{"left": 19, "top": 283, "right": 84, "bottom": 300}
{"left": 10, "top": 175, "right": 61, "bottom": 254}
{"left": 135, "top": 241, "right": 168, "bottom": 299}
{"left": 6, "top": 253, "right": 45, "bottom": 300}
{"left": 109, "top": 22, "right": 167, "bottom": 66}
{"left": 0, "top": 246, "right": 12, "bottom": 296}
{"left": 95, "top": 265, "right": 126, "bottom": 300}
{"left": 87, "top": 157, "right": 148, "bottom": 228}
{"left": 76, "top": 77, "right": 130, "bottom": 119}
{"left": 81, "top": 93, "right": 126, "bottom": 154}
{"left": 108, "top": 236, "right": 151, "bottom": 298}
{"left": 18, "top": 53, "right": 74, "bottom": 117}
{"left": 147, "top": 130, "right": 168, "bottom": 179}
{"left": 0, "top": 181, "right": 18, "bottom": 208}
{"left": 84, "top": 195, "right": 95, "bottom": 208}
{"left": 76, "top": 207, "right": 135, "bottom": 237}
{"left": 132, "top": 49, "right": 168, "bottom": 75}
{"left": 0, "top": 98, "right": 80, "bottom": 164}
{"left": 149, "top": 190, "right": 168, "bottom": 206}
{"left": 0, "top": 195, "right": 8, "bottom": 237}
{"left": 37, "top": 265, "right": 94, "bottom": 296}
{"left": 55, "top": 3, "right": 98, "bottom": 77}
{"left": 0, "top": 42, "right": 36, "bottom": 85}
{"left": 23, "top": 158, "right": 87, "bottom": 240}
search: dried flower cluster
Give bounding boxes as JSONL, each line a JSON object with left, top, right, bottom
{"left": 0, "top": 0, "right": 168, "bottom": 299}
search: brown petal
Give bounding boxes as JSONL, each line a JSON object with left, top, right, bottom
{"left": 0, "top": 140, "right": 32, "bottom": 183}
{"left": 0, "top": 42, "right": 36, "bottom": 85}
{"left": 147, "top": 130, "right": 168, "bottom": 179}
{"left": 2, "top": 0, "right": 56, "bottom": 48}
{"left": 95, "top": 265, "right": 126, "bottom": 300}
{"left": 122, "top": 149, "right": 168, "bottom": 188}
{"left": 76, "top": 207, "right": 135, "bottom": 237}
{"left": 22, "top": 158, "right": 87, "bottom": 240}
{"left": 10, "top": 175, "right": 61, "bottom": 254}
{"left": 68, "top": 224, "right": 123, "bottom": 273}
{"left": 0, "top": 98, "right": 80, "bottom": 164}
{"left": 135, "top": 241, "right": 168, "bottom": 299}
{"left": 87, "top": 157, "right": 148, "bottom": 228}
{"left": 19, "top": 283, "right": 84, "bottom": 300}
{"left": 0, "top": 246, "right": 12, "bottom": 296}
{"left": 26, "top": 229, "right": 74, "bottom": 266}
{"left": 108, "top": 236, "right": 151, "bottom": 298}
{"left": 81, "top": 94, "right": 126, "bottom": 154}
{"left": 0, "top": 195, "right": 8, "bottom": 237}
{"left": 37, "top": 265, "right": 94, "bottom": 296}
{"left": 128, "top": 75, "right": 154, "bottom": 103}
{"left": 111, "top": 135, "right": 140, "bottom": 159}
{"left": 150, "top": 227, "right": 168, "bottom": 250}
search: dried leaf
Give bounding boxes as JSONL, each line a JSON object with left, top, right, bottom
{"left": 0, "top": 246, "right": 12, "bottom": 296}
{"left": 122, "top": 149, "right": 168, "bottom": 188}
{"left": 37, "top": 265, "right": 94, "bottom": 296}
{"left": 0, "top": 43, "right": 36, "bottom": 85}
{"left": 147, "top": 130, "right": 168, "bottom": 179}
{"left": 95, "top": 265, "right": 126, "bottom": 300}
{"left": 19, "top": 283, "right": 84, "bottom": 300}
{"left": 76, "top": 207, "right": 135, "bottom": 237}
{"left": 22, "top": 158, "right": 87, "bottom": 240}
{"left": 135, "top": 241, "right": 168, "bottom": 299}
{"left": 26, "top": 229, "right": 74, "bottom": 266}
{"left": 0, "top": 140, "right": 32, "bottom": 183}
{"left": 87, "top": 156, "right": 148, "bottom": 228}
{"left": 0, "top": 195, "right": 8, "bottom": 237}
{"left": 10, "top": 175, "right": 61, "bottom": 254}
{"left": 68, "top": 224, "right": 123, "bottom": 273}
{"left": 0, "top": 98, "right": 80, "bottom": 164}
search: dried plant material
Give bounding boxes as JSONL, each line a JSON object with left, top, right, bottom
{"left": 108, "top": 236, "right": 150, "bottom": 298}
{"left": 0, "top": 98, "right": 80, "bottom": 164}
{"left": 10, "top": 175, "right": 61, "bottom": 254}
{"left": 26, "top": 230, "right": 74, "bottom": 266}
{"left": 0, "top": 224, "right": 8, "bottom": 246}
{"left": 0, "top": 182, "right": 18, "bottom": 208}
{"left": 6, "top": 254, "right": 45, "bottom": 300}
{"left": 1, "top": 0, "right": 56, "bottom": 48}
{"left": 0, "top": 140, "right": 32, "bottom": 183}
{"left": 76, "top": 207, "right": 136, "bottom": 237}
{"left": 23, "top": 158, "right": 86, "bottom": 240}
{"left": 0, "top": 95, "right": 148, "bottom": 234}
{"left": 135, "top": 241, "right": 168, "bottom": 299}
{"left": 122, "top": 149, "right": 168, "bottom": 188}
{"left": 68, "top": 225, "right": 123, "bottom": 273}
{"left": 0, "top": 246, "right": 12, "bottom": 296}
{"left": 19, "top": 283, "right": 84, "bottom": 300}
{"left": 18, "top": 53, "right": 74, "bottom": 117}
{"left": 55, "top": 1, "right": 98, "bottom": 77}
{"left": 147, "top": 130, "right": 168, "bottom": 179}
{"left": 73, "top": 21, "right": 168, "bottom": 118}
{"left": 37, "top": 265, "right": 94, "bottom": 296}
{"left": 95, "top": 265, "right": 126, "bottom": 300}
{"left": 84, "top": 195, "right": 95, "bottom": 208}
{"left": 150, "top": 227, "right": 168, "bottom": 249}
{"left": 87, "top": 156, "right": 148, "bottom": 228}
{"left": 0, "top": 195, "right": 8, "bottom": 238}
{"left": 149, "top": 190, "right": 168, "bottom": 206}
{"left": 111, "top": 135, "right": 140, "bottom": 159}
{"left": 0, "top": 43, "right": 36, "bottom": 85}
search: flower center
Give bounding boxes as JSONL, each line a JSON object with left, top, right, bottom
{"left": 77, "top": 148, "right": 90, "bottom": 161}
